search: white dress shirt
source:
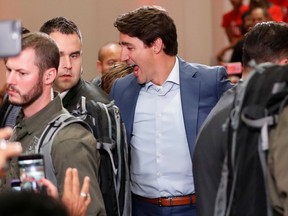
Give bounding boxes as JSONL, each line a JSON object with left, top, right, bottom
{"left": 130, "top": 58, "right": 194, "bottom": 198}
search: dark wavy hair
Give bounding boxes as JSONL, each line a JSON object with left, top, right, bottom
{"left": 114, "top": 6, "right": 178, "bottom": 56}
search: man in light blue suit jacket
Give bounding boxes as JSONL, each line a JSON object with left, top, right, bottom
{"left": 111, "top": 5, "right": 232, "bottom": 216}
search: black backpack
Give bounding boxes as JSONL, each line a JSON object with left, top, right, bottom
{"left": 214, "top": 63, "right": 288, "bottom": 216}
{"left": 36, "top": 96, "right": 131, "bottom": 216}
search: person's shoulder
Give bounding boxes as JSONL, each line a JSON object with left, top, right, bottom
{"left": 222, "top": 10, "right": 234, "bottom": 27}
{"left": 112, "top": 73, "right": 136, "bottom": 88}
{"left": 115, "top": 73, "right": 135, "bottom": 82}
{"left": 182, "top": 60, "right": 225, "bottom": 74}
{"left": 180, "top": 59, "right": 232, "bottom": 90}
{"left": 240, "top": 5, "right": 249, "bottom": 13}
{"left": 53, "top": 120, "right": 96, "bottom": 148}
{"left": 80, "top": 79, "right": 111, "bottom": 103}
{"left": 90, "top": 76, "right": 102, "bottom": 87}
{"left": 222, "top": 9, "right": 234, "bottom": 19}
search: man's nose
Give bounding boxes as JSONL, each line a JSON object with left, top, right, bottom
{"left": 62, "top": 56, "right": 72, "bottom": 69}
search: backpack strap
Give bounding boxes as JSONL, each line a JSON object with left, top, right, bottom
{"left": 97, "top": 101, "right": 112, "bottom": 138}
{"left": 96, "top": 101, "right": 122, "bottom": 216}
{"left": 214, "top": 65, "right": 261, "bottom": 216}
{"left": 36, "top": 113, "right": 92, "bottom": 186}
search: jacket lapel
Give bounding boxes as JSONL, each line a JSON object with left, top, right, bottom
{"left": 62, "top": 79, "right": 82, "bottom": 107}
{"left": 179, "top": 58, "right": 199, "bottom": 155}
{"left": 121, "top": 76, "right": 142, "bottom": 144}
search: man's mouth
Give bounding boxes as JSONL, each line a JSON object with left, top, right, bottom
{"left": 59, "top": 74, "right": 72, "bottom": 79}
{"left": 131, "top": 64, "right": 140, "bottom": 76}
{"left": 131, "top": 64, "right": 139, "bottom": 71}
{"left": 7, "top": 86, "right": 18, "bottom": 94}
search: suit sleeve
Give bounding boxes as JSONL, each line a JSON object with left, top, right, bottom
{"left": 52, "top": 123, "right": 106, "bottom": 216}
{"left": 215, "top": 66, "right": 233, "bottom": 99}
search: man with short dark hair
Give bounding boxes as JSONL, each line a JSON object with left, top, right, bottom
{"left": 193, "top": 21, "right": 288, "bottom": 216}
{"left": 111, "top": 6, "right": 232, "bottom": 216}
{"left": 1, "top": 32, "right": 106, "bottom": 216}
{"left": 39, "top": 17, "right": 110, "bottom": 112}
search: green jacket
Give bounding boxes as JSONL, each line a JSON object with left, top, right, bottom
{"left": 1, "top": 96, "right": 106, "bottom": 216}
{"left": 269, "top": 106, "right": 288, "bottom": 216}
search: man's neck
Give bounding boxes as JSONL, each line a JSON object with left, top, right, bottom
{"left": 23, "top": 93, "right": 52, "bottom": 118}
{"left": 152, "top": 55, "right": 176, "bottom": 86}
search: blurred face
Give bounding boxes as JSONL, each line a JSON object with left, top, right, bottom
{"left": 6, "top": 48, "right": 43, "bottom": 107}
{"left": 49, "top": 32, "right": 82, "bottom": 93}
{"left": 119, "top": 33, "right": 155, "bottom": 84}
{"left": 97, "top": 44, "right": 121, "bottom": 74}
{"left": 251, "top": 8, "right": 268, "bottom": 26}
{"left": 243, "top": 14, "right": 253, "bottom": 32}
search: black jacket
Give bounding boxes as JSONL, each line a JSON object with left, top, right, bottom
{"left": 62, "top": 78, "right": 111, "bottom": 112}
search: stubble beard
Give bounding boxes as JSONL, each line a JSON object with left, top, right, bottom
{"left": 9, "top": 77, "right": 44, "bottom": 108}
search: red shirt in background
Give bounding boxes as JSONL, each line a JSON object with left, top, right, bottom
{"left": 222, "top": 5, "right": 250, "bottom": 38}
{"left": 269, "top": 0, "right": 288, "bottom": 21}
{"left": 268, "top": 4, "right": 284, "bottom": 21}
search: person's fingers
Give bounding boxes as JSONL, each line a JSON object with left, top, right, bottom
{"left": 0, "top": 141, "right": 22, "bottom": 177}
{"left": 0, "top": 127, "right": 13, "bottom": 140}
{"left": 0, "top": 128, "right": 22, "bottom": 164}
{"left": 63, "top": 168, "right": 73, "bottom": 196}
{"left": 81, "top": 176, "right": 91, "bottom": 206}
{"left": 79, "top": 176, "right": 90, "bottom": 198}
{"left": 81, "top": 176, "right": 90, "bottom": 196}
{"left": 1, "top": 142, "right": 22, "bottom": 157}
{"left": 84, "top": 192, "right": 91, "bottom": 207}
{"left": 40, "top": 178, "right": 59, "bottom": 199}
{"left": 72, "top": 168, "right": 80, "bottom": 195}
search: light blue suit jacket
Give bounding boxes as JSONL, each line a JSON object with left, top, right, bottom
{"left": 110, "top": 57, "right": 232, "bottom": 156}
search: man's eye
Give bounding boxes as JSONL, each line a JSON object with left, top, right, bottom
{"left": 71, "top": 54, "right": 79, "bottom": 59}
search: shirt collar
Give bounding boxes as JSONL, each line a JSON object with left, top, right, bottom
{"left": 144, "top": 57, "right": 179, "bottom": 91}
{"left": 59, "top": 89, "right": 69, "bottom": 99}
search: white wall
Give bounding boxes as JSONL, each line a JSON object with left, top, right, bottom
{"left": 0, "top": 0, "right": 236, "bottom": 88}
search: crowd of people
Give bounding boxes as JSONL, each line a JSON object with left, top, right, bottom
{"left": 0, "top": 2, "right": 288, "bottom": 216}
{"left": 218, "top": 0, "right": 288, "bottom": 83}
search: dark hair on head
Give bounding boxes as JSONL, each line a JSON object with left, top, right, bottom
{"left": 39, "top": 17, "right": 82, "bottom": 41}
{"left": 249, "top": 0, "right": 270, "bottom": 10}
{"left": 22, "top": 32, "right": 60, "bottom": 74}
{"left": 114, "top": 5, "right": 178, "bottom": 56}
{"left": 0, "top": 191, "right": 68, "bottom": 216}
{"left": 242, "top": 21, "right": 288, "bottom": 67}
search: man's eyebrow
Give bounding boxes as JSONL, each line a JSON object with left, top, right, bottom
{"left": 71, "top": 51, "right": 81, "bottom": 55}
{"left": 59, "top": 50, "right": 82, "bottom": 56}
{"left": 119, "top": 42, "right": 132, "bottom": 46}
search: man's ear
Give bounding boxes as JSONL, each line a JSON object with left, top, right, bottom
{"left": 152, "top": 37, "right": 164, "bottom": 54}
{"left": 44, "top": 68, "right": 57, "bottom": 85}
